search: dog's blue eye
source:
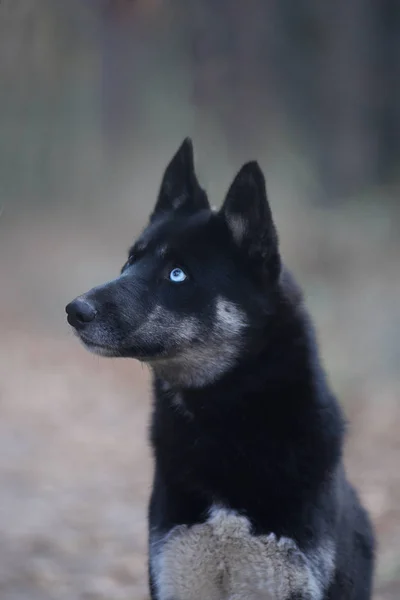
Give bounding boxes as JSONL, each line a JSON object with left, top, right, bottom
{"left": 169, "top": 268, "right": 187, "bottom": 283}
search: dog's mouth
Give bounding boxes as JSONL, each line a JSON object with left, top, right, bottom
{"left": 74, "top": 330, "right": 158, "bottom": 361}
{"left": 83, "top": 340, "right": 121, "bottom": 357}
{"left": 73, "top": 330, "right": 121, "bottom": 357}
{"left": 69, "top": 320, "right": 182, "bottom": 362}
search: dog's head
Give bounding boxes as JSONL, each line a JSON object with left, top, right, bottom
{"left": 66, "top": 138, "right": 284, "bottom": 387}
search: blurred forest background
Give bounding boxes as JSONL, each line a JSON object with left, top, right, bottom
{"left": 0, "top": 1, "right": 399, "bottom": 599}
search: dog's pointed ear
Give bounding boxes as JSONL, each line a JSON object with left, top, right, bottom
{"left": 151, "top": 138, "right": 209, "bottom": 220}
{"left": 220, "top": 161, "right": 280, "bottom": 279}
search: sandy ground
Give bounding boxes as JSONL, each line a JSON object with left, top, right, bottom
{"left": 1, "top": 202, "right": 399, "bottom": 599}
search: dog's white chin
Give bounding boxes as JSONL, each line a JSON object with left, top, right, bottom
{"left": 81, "top": 340, "right": 121, "bottom": 357}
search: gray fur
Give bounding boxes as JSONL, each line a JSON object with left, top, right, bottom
{"left": 150, "top": 506, "right": 336, "bottom": 600}
{"left": 150, "top": 297, "right": 248, "bottom": 388}
{"left": 135, "top": 304, "right": 201, "bottom": 347}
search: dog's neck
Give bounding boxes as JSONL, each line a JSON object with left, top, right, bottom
{"left": 149, "top": 341, "right": 243, "bottom": 389}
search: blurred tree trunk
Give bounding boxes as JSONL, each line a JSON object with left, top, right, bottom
{"left": 272, "top": 0, "right": 324, "bottom": 167}
{"left": 189, "top": 0, "right": 280, "bottom": 164}
{"left": 273, "top": 0, "right": 379, "bottom": 200}
{"left": 317, "top": 0, "right": 377, "bottom": 199}
{"left": 375, "top": 0, "right": 400, "bottom": 184}
{"left": 98, "top": 0, "right": 167, "bottom": 165}
{"left": 99, "top": 1, "right": 140, "bottom": 161}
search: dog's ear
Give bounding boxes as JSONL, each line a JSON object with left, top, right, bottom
{"left": 220, "top": 161, "right": 280, "bottom": 279}
{"left": 151, "top": 138, "right": 209, "bottom": 220}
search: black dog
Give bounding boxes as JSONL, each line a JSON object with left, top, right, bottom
{"left": 66, "top": 139, "right": 375, "bottom": 599}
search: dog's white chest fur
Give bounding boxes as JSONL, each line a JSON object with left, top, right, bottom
{"left": 151, "top": 507, "right": 335, "bottom": 600}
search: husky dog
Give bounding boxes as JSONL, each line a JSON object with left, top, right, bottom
{"left": 66, "top": 139, "right": 375, "bottom": 599}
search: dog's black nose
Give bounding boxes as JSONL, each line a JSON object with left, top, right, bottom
{"left": 66, "top": 298, "right": 97, "bottom": 328}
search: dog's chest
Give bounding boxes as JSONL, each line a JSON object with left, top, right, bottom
{"left": 151, "top": 507, "right": 332, "bottom": 600}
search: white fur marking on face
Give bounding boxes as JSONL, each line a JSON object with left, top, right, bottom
{"left": 215, "top": 297, "right": 247, "bottom": 336}
{"left": 157, "top": 245, "right": 168, "bottom": 257}
{"left": 151, "top": 507, "right": 336, "bottom": 600}
{"left": 80, "top": 341, "right": 121, "bottom": 358}
{"left": 135, "top": 304, "right": 200, "bottom": 346}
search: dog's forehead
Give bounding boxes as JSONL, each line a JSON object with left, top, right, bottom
{"left": 137, "top": 212, "right": 223, "bottom": 256}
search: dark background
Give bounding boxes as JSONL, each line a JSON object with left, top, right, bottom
{"left": 0, "top": 1, "right": 399, "bottom": 598}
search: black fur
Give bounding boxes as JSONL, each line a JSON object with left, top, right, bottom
{"left": 66, "top": 139, "right": 375, "bottom": 599}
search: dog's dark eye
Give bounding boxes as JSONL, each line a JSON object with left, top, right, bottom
{"left": 169, "top": 267, "right": 187, "bottom": 283}
{"left": 121, "top": 253, "right": 136, "bottom": 274}
{"left": 127, "top": 253, "right": 136, "bottom": 265}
